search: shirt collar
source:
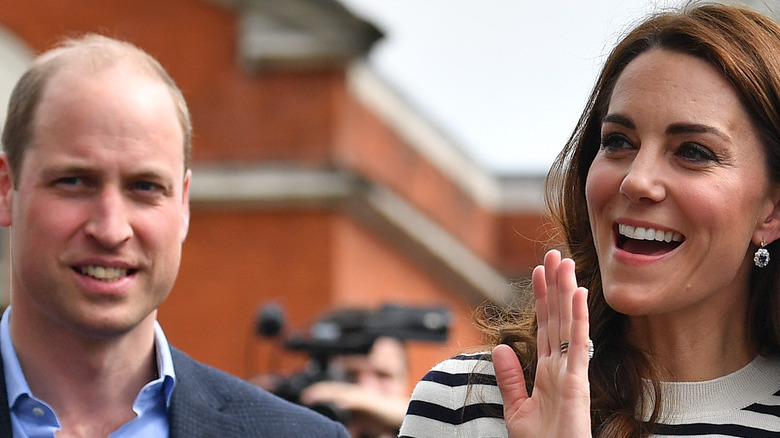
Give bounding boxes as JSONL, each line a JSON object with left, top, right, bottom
{"left": 1, "top": 307, "right": 177, "bottom": 409}
{"left": 152, "top": 317, "right": 177, "bottom": 406}
{"left": 1, "top": 307, "right": 29, "bottom": 409}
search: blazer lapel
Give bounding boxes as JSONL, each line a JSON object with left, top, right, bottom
{"left": 168, "top": 348, "right": 248, "bottom": 438}
{"left": 0, "top": 339, "right": 15, "bottom": 436}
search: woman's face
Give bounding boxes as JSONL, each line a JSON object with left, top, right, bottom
{"left": 585, "top": 49, "right": 779, "bottom": 319}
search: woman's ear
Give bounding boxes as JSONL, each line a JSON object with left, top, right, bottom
{"left": 0, "top": 154, "right": 14, "bottom": 227}
{"left": 754, "top": 186, "right": 780, "bottom": 246}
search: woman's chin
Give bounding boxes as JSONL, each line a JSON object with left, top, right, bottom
{"left": 603, "top": 289, "right": 657, "bottom": 316}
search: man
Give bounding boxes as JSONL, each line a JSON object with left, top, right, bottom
{"left": 301, "top": 337, "right": 410, "bottom": 438}
{"left": 0, "top": 34, "right": 349, "bottom": 437}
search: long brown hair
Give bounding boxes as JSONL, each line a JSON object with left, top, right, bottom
{"left": 477, "top": 3, "right": 780, "bottom": 437}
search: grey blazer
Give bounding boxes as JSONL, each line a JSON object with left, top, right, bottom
{"left": 0, "top": 346, "right": 350, "bottom": 437}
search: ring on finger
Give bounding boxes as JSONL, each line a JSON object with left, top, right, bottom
{"left": 588, "top": 339, "right": 594, "bottom": 359}
{"left": 559, "top": 339, "right": 595, "bottom": 359}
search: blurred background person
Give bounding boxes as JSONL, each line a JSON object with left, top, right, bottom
{"left": 254, "top": 303, "right": 448, "bottom": 437}
{"left": 301, "top": 336, "right": 410, "bottom": 438}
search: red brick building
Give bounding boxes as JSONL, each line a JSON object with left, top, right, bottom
{"left": 0, "top": 0, "right": 550, "bottom": 390}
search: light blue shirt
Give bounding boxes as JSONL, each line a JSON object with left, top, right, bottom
{"left": 0, "top": 307, "right": 177, "bottom": 437}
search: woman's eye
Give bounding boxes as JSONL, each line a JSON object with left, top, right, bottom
{"left": 600, "top": 133, "right": 634, "bottom": 153}
{"left": 677, "top": 142, "right": 718, "bottom": 163}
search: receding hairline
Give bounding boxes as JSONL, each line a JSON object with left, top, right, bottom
{"left": 37, "top": 34, "right": 167, "bottom": 82}
{"left": 28, "top": 34, "right": 191, "bottom": 167}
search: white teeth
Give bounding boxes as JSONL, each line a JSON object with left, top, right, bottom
{"left": 618, "top": 224, "right": 682, "bottom": 243}
{"left": 78, "top": 265, "right": 128, "bottom": 282}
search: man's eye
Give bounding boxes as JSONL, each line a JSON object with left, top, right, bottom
{"left": 56, "top": 176, "right": 83, "bottom": 187}
{"left": 134, "top": 181, "right": 161, "bottom": 192}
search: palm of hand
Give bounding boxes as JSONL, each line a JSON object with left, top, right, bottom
{"left": 494, "top": 250, "right": 592, "bottom": 438}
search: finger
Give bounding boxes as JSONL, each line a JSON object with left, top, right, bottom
{"left": 566, "top": 287, "right": 592, "bottom": 373}
{"left": 492, "top": 344, "right": 529, "bottom": 416}
{"left": 557, "top": 258, "right": 577, "bottom": 347}
{"left": 543, "top": 250, "right": 562, "bottom": 353}
{"left": 532, "top": 264, "right": 550, "bottom": 357}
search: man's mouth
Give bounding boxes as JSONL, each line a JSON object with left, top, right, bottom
{"left": 76, "top": 265, "right": 134, "bottom": 282}
{"left": 616, "top": 224, "right": 684, "bottom": 256}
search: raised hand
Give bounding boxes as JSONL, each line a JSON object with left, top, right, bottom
{"left": 492, "top": 249, "right": 592, "bottom": 438}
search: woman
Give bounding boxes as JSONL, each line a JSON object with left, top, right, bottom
{"left": 400, "top": 3, "right": 780, "bottom": 437}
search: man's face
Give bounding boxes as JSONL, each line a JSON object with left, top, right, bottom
{"left": 0, "top": 64, "right": 190, "bottom": 339}
{"left": 338, "top": 337, "right": 408, "bottom": 397}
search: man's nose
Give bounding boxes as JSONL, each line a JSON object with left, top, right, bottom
{"left": 84, "top": 187, "right": 133, "bottom": 248}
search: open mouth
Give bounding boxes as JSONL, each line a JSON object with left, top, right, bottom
{"left": 616, "top": 224, "right": 684, "bottom": 256}
{"left": 75, "top": 265, "right": 136, "bottom": 282}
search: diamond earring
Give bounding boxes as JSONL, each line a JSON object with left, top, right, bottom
{"left": 755, "top": 241, "right": 770, "bottom": 268}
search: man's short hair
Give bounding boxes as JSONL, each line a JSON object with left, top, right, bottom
{"left": 1, "top": 33, "right": 192, "bottom": 185}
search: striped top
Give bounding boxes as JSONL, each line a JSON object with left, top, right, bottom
{"left": 399, "top": 353, "right": 780, "bottom": 437}
{"left": 399, "top": 353, "right": 505, "bottom": 438}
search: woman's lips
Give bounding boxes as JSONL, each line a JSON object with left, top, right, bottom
{"left": 616, "top": 224, "right": 684, "bottom": 255}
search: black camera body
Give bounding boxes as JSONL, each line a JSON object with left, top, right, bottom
{"left": 257, "top": 303, "right": 451, "bottom": 422}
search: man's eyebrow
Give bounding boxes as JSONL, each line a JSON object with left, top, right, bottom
{"left": 39, "top": 165, "right": 174, "bottom": 184}
{"left": 132, "top": 170, "right": 176, "bottom": 190}
{"left": 39, "top": 164, "right": 96, "bottom": 179}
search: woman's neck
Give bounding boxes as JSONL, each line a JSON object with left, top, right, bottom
{"left": 629, "top": 305, "right": 755, "bottom": 382}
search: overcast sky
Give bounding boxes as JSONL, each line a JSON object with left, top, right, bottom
{"left": 339, "top": 0, "right": 688, "bottom": 175}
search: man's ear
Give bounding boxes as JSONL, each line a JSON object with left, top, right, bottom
{"left": 179, "top": 169, "right": 191, "bottom": 242}
{"left": 0, "top": 154, "right": 14, "bottom": 227}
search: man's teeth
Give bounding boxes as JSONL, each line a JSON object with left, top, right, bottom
{"left": 78, "top": 266, "right": 128, "bottom": 282}
{"left": 618, "top": 224, "right": 682, "bottom": 243}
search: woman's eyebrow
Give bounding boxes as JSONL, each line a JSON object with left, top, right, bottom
{"left": 601, "top": 113, "right": 634, "bottom": 129}
{"left": 666, "top": 123, "right": 731, "bottom": 142}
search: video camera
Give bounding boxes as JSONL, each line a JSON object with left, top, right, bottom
{"left": 256, "top": 303, "right": 451, "bottom": 422}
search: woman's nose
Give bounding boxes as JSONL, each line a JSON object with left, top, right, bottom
{"left": 619, "top": 151, "right": 666, "bottom": 203}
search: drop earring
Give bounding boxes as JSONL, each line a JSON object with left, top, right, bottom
{"left": 755, "top": 241, "right": 770, "bottom": 268}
